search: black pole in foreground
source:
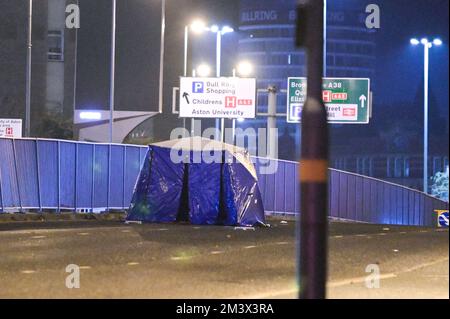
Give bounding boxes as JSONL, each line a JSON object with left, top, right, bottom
{"left": 296, "top": 0, "right": 329, "bottom": 299}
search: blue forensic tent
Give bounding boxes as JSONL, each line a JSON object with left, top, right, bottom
{"left": 126, "top": 137, "right": 266, "bottom": 227}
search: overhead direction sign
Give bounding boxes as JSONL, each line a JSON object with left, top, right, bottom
{"left": 0, "top": 119, "right": 22, "bottom": 138}
{"left": 287, "top": 77, "right": 371, "bottom": 124}
{"left": 179, "top": 77, "right": 256, "bottom": 119}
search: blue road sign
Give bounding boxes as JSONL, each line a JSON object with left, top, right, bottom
{"left": 437, "top": 211, "right": 449, "bottom": 228}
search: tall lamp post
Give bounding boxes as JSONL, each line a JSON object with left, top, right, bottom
{"left": 108, "top": 0, "right": 117, "bottom": 143}
{"left": 182, "top": 22, "right": 234, "bottom": 141}
{"left": 410, "top": 37, "right": 443, "bottom": 193}
{"left": 25, "top": 0, "right": 33, "bottom": 137}
{"left": 211, "top": 25, "right": 234, "bottom": 141}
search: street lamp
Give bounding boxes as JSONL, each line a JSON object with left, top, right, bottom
{"left": 210, "top": 25, "right": 234, "bottom": 141}
{"left": 182, "top": 21, "right": 234, "bottom": 141}
{"left": 410, "top": 37, "right": 443, "bottom": 193}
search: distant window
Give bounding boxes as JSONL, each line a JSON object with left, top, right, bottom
{"left": 48, "top": 30, "right": 64, "bottom": 62}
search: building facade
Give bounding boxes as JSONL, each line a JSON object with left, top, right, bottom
{"left": 0, "top": 0, "right": 77, "bottom": 135}
{"left": 236, "top": 0, "right": 376, "bottom": 160}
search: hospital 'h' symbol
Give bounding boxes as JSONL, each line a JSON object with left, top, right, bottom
{"left": 225, "top": 96, "right": 237, "bottom": 108}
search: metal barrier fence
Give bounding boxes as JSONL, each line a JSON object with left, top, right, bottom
{"left": 0, "top": 138, "right": 448, "bottom": 226}
{"left": 256, "top": 157, "right": 449, "bottom": 226}
{"left": 0, "top": 138, "right": 147, "bottom": 212}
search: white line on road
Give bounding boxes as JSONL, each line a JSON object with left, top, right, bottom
{"left": 79, "top": 266, "right": 91, "bottom": 270}
{"left": 0, "top": 226, "right": 127, "bottom": 236}
{"left": 21, "top": 270, "right": 36, "bottom": 274}
{"left": 30, "top": 235, "right": 46, "bottom": 239}
{"left": 333, "top": 235, "right": 344, "bottom": 239}
{"left": 127, "top": 262, "right": 140, "bottom": 266}
{"left": 77, "top": 233, "right": 89, "bottom": 236}
{"left": 244, "top": 245, "right": 257, "bottom": 249}
{"left": 234, "top": 257, "right": 449, "bottom": 299}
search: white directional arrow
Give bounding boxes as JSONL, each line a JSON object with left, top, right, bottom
{"left": 359, "top": 95, "right": 367, "bottom": 108}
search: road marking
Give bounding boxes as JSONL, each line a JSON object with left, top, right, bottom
{"left": 157, "top": 228, "right": 169, "bottom": 231}
{"left": 210, "top": 251, "right": 224, "bottom": 255}
{"left": 127, "top": 262, "right": 139, "bottom": 266}
{"left": 393, "top": 249, "right": 399, "bottom": 253}
{"left": 419, "top": 230, "right": 428, "bottom": 233}
{"left": 21, "top": 270, "right": 36, "bottom": 274}
{"left": 333, "top": 235, "right": 344, "bottom": 239}
{"left": 0, "top": 226, "right": 128, "bottom": 236}
{"left": 244, "top": 245, "right": 257, "bottom": 249}
{"left": 377, "top": 233, "right": 387, "bottom": 236}
{"left": 30, "top": 235, "right": 46, "bottom": 239}
{"left": 399, "top": 232, "right": 407, "bottom": 234}
{"left": 78, "top": 232, "right": 89, "bottom": 236}
{"left": 79, "top": 266, "right": 91, "bottom": 270}
{"left": 121, "top": 230, "right": 131, "bottom": 233}
{"left": 170, "top": 256, "right": 192, "bottom": 261}
{"left": 382, "top": 228, "right": 390, "bottom": 231}
{"left": 355, "top": 234, "right": 367, "bottom": 237}
{"left": 233, "top": 257, "right": 450, "bottom": 299}
{"left": 275, "top": 241, "right": 289, "bottom": 245}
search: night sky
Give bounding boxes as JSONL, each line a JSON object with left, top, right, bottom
{"left": 75, "top": 0, "right": 449, "bottom": 151}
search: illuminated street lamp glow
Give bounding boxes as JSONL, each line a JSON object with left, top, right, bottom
{"left": 236, "top": 61, "right": 253, "bottom": 77}
{"left": 433, "top": 38, "right": 443, "bottom": 46}
{"left": 221, "top": 26, "right": 234, "bottom": 34}
{"left": 196, "top": 64, "right": 211, "bottom": 77}
{"left": 421, "top": 38, "right": 428, "bottom": 45}
{"left": 190, "top": 20, "right": 206, "bottom": 34}
{"left": 410, "top": 38, "right": 420, "bottom": 45}
{"left": 210, "top": 25, "right": 219, "bottom": 33}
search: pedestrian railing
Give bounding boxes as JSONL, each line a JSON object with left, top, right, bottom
{"left": 0, "top": 138, "right": 448, "bottom": 226}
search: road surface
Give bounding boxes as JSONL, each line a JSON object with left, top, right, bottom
{"left": 0, "top": 219, "right": 448, "bottom": 298}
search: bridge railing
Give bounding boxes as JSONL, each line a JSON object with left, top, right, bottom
{"left": 0, "top": 138, "right": 448, "bottom": 226}
{"left": 255, "top": 157, "right": 449, "bottom": 227}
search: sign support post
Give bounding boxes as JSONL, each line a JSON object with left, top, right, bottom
{"left": 297, "top": 0, "right": 329, "bottom": 299}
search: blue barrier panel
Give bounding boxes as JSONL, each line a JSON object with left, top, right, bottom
{"left": 109, "top": 145, "right": 125, "bottom": 209}
{"left": 75, "top": 143, "right": 94, "bottom": 209}
{"left": 60, "top": 141, "right": 76, "bottom": 209}
{"left": 14, "top": 140, "right": 40, "bottom": 209}
{"left": 37, "top": 140, "right": 58, "bottom": 209}
{"left": 0, "top": 139, "right": 20, "bottom": 210}
{"left": 93, "top": 144, "right": 109, "bottom": 209}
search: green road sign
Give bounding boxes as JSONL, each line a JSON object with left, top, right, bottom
{"left": 287, "top": 77, "right": 371, "bottom": 124}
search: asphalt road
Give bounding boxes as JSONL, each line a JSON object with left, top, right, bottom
{"left": 0, "top": 219, "right": 448, "bottom": 299}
